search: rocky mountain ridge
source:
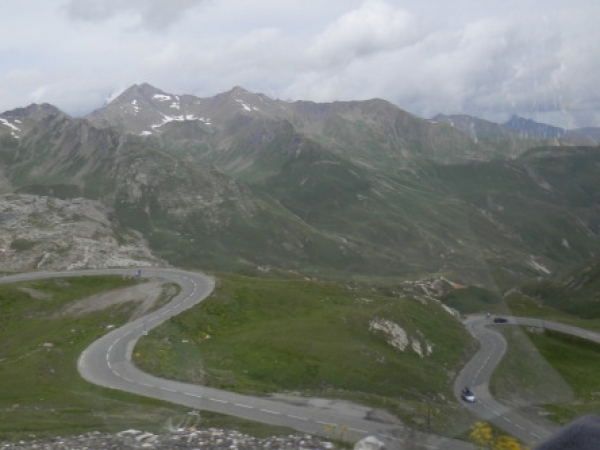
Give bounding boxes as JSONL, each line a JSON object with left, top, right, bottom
{"left": 1, "top": 85, "right": 599, "bottom": 286}
{"left": 88, "top": 83, "right": 489, "bottom": 170}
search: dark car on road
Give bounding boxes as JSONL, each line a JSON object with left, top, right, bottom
{"left": 493, "top": 317, "right": 508, "bottom": 324}
{"left": 461, "top": 387, "right": 476, "bottom": 403}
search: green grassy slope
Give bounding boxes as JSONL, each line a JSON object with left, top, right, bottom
{"left": 0, "top": 276, "right": 293, "bottom": 441}
{"left": 491, "top": 325, "right": 600, "bottom": 426}
{"left": 489, "top": 255, "right": 600, "bottom": 425}
{"left": 135, "top": 274, "right": 476, "bottom": 433}
{"left": 0, "top": 276, "right": 184, "bottom": 440}
{"left": 511, "top": 256, "right": 600, "bottom": 319}
{"left": 526, "top": 330, "right": 600, "bottom": 423}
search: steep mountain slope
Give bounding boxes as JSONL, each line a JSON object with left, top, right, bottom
{"left": 2, "top": 87, "right": 600, "bottom": 286}
{"left": 88, "top": 84, "right": 487, "bottom": 172}
{"left": 88, "top": 83, "right": 217, "bottom": 136}
{"left": 430, "top": 146, "right": 600, "bottom": 284}
{"left": 518, "top": 255, "right": 600, "bottom": 318}
{"left": 0, "top": 104, "right": 356, "bottom": 272}
{"left": 283, "top": 98, "right": 486, "bottom": 168}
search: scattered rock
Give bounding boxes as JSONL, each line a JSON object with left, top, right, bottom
{"left": 354, "top": 435, "right": 386, "bottom": 450}
{"left": 0, "top": 428, "right": 337, "bottom": 449}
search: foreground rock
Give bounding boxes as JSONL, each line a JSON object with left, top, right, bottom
{"left": 0, "top": 428, "right": 336, "bottom": 449}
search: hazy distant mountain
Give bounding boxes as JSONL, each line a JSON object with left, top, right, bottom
{"left": 2, "top": 85, "right": 600, "bottom": 286}
{"left": 432, "top": 114, "right": 532, "bottom": 159}
{"left": 433, "top": 114, "right": 515, "bottom": 141}
{"left": 433, "top": 114, "right": 600, "bottom": 157}
{"left": 567, "top": 127, "right": 600, "bottom": 142}
{"left": 504, "top": 115, "right": 566, "bottom": 139}
{"left": 501, "top": 115, "right": 600, "bottom": 144}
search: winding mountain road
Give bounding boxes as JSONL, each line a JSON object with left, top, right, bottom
{"left": 455, "top": 315, "right": 600, "bottom": 446}
{"left": 3, "top": 268, "right": 595, "bottom": 449}
{"left": 1, "top": 268, "right": 470, "bottom": 450}
{"left": 454, "top": 316, "right": 557, "bottom": 446}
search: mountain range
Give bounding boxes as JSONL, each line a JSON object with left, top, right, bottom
{"left": 1, "top": 83, "right": 599, "bottom": 289}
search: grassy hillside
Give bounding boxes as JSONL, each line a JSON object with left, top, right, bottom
{"left": 134, "top": 274, "right": 476, "bottom": 434}
{"left": 509, "top": 256, "right": 600, "bottom": 319}
{"left": 486, "top": 255, "right": 600, "bottom": 425}
{"left": 490, "top": 324, "right": 600, "bottom": 426}
{"left": 0, "top": 276, "right": 291, "bottom": 441}
{"left": 526, "top": 330, "right": 600, "bottom": 423}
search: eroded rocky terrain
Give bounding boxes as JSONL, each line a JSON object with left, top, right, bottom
{"left": 0, "top": 194, "right": 163, "bottom": 272}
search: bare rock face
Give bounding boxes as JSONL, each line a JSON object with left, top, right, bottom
{"left": 0, "top": 194, "right": 164, "bottom": 272}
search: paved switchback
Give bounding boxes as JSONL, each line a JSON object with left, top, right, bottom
{"left": 0, "top": 269, "right": 473, "bottom": 450}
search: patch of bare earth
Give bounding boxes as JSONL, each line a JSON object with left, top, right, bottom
{"left": 59, "top": 279, "right": 169, "bottom": 320}
{"left": 18, "top": 287, "right": 50, "bottom": 300}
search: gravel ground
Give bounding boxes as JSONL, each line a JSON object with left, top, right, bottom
{"left": 0, "top": 428, "right": 337, "bottom": 450}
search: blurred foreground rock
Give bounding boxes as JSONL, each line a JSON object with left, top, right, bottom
{"left": 0, "top": 428, "right": 337, "bottom": 449}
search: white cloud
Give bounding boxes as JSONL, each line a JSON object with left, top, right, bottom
{"left": 306, "top": 0, "right": 420, "bottom": 68}
{"left": 64, "top": 0, "right": 206, "bottom": 31}
{"left": 0, "top": 0, "right": 598, "bottom": 128}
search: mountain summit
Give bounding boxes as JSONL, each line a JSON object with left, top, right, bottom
{"left": 86, "top": 83, "right": 485, "bottom": 169}
{"left": 2, "top": 85, "right": 600, "bottom": 283}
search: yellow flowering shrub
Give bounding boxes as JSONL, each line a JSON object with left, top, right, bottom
{"left": 469, "top": 422, "right": 529, "bottom": 450}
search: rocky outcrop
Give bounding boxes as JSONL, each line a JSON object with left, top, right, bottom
{"left": 0, "top": 194, "right": 163, "bottom": 272}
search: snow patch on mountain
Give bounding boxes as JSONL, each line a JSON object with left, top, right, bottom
{"left": 0, "top": 117, "right": 21, "bottom": 138}
{"left": 170, "top": 96, "right": 181, "bottom": 110}
{"left": 149, "top": 113, "right": 212, "bottom": 131}
{"left": 153, "top": 94, "right": 172, "bottom": 102}
{"left": 529, "top": 256, "right": 551, "bottom": 274}
{"left": 235, "top": 98, "right": 259, "bottom": 112}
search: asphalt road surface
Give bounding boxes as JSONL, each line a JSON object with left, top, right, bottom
{"left": 1, "top": 268, "right": 473, "bottom": 450}
{"left": 454, "top": 315, "right": 600, "bottom": 447}
{"left": 5, "top": 269, "right": 597, "bottom": 449}
{"left": 455, "top": 316, "right": 557, "bottom": 446}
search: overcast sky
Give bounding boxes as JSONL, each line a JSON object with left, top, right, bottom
{"left": 1, "top": 0, "right": 599, "bottom": 127}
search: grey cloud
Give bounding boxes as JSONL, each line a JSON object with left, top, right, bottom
{"left": 279, "top": 12, "right": 582, "bottom": 127}
{"left": 3, "top": 0, "right": 598, "bottom": 128}
{"left": 306, "top": 0, "right": 421, "bottom": 68}
{"left": 64, "top": 0, "right": 205, "bottom": 31}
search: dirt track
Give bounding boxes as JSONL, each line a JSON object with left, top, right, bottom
{"left": 60, "top": 279, "right": 170, "bottom": 319}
